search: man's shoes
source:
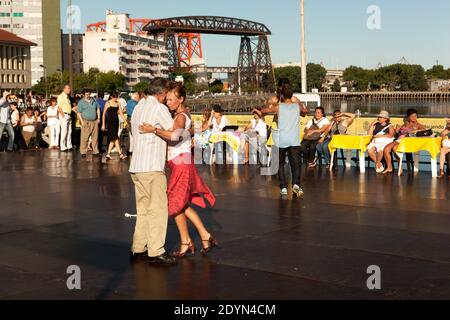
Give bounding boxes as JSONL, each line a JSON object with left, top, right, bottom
{"left": 148, "top": 253, "right": 178, "bottom": 265}
{"left": 130, "top": 251, "right": 148, "bottom": 262}
{"left": 280, "top": 188, "right": 288, "bottom": 195}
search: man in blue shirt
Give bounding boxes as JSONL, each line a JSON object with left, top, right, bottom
{"left": 126, "top": 92, "right": 141, "bottom": 155}
{"left": 77, "top": 88, "right": 101, "bottom": 158}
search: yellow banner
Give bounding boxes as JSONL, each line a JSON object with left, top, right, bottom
{"left": 192, "top": 115, "right": 449, "bottom": 136}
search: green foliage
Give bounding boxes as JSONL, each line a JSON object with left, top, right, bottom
{"left": 344, "top": 64, "right": 428, "bottom": 91}
{"left": 32, "top": 68, "right": 126, "bottom": 96}
{"left": 274, "top": 63, "right": 327, "bottom": 92}
{"left": 332, "top": 79, "right": 341, "bottom": 92}
{"left": 425, "top": 65, "right": 450, "bottom": 80}
{"left": 209, "top": 79, "right": 224, "bottom": 93}
{"left": 134, "top": 82, "right": 149, "bottom": 93}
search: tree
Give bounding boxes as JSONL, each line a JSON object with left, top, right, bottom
{"left": 306, "top": 63, "right": 327, "bottom": 91}
{"left": 274, "top": 64, "right": 327, "bottom": 92}
{"left": 209, "top": 79, "right": 223, "bottom": 93}
{"left": 134, "top": 82, "right": 149, "bottom": 93}
{"left": 331, "top": 79, "right": 341, "bottom": 92}
{"left": 426, "top": 65, "right": 450, "bottom": 79}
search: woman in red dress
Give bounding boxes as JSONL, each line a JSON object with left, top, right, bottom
{"left": 140, "top": 83, "right": 217, "bottom": 257}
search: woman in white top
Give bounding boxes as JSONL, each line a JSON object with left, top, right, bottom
{"left": 300, "top": 107, "right": 330, "bottom": 168}
{"left": 243, "top": 108, "right": 267, "bottom": 164}
{"left": 210, "top": 105, "right": 228, "bottom": 132}
{"left": 46, "top": 97, "right": 63, "bottom": 149}
{"left": 140, "top": 83, "right": 217, "bottom": 258}
{"left": 20, "top": 107, "right": 37, "bottom": 147}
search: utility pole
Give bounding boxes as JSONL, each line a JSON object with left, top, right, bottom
{"left": 300, "top": 0, "right": 307, "bottom": 93}
{"left": 68, "top": 0, "right": 74, "bottom": 90}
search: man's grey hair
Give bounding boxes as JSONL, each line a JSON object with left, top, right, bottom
{"left": 145, "top": 78, "right": 171, "bottom": 96}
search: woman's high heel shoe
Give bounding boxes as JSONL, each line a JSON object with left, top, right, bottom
{"left": 201, "top": 235, "right": 219, "bottom": 255}
{"left": 172, "top": 241, "right": 195, "bottom": 258}
{"left": 438, "top": 170, "right": 445, "bottom": 179}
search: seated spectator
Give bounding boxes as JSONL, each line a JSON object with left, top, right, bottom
{"left": 20, "top": 107, "right": 37, "bottom": 148}
{"left": 210, "top": 105, "right": 228, "bottom": 132}
{"left": 300, "top": 107, "right": 330, "bottom": 168}
{"left": 242, "top": 107, "right": 267, "bottom": 165}
{"left": 317, "top": 110, "right": 355, "bottom": 169}
{"left": 382, "top": 108, "right": 426, "bottom": 174}
{"left": 438, "top": 119, "right": 450, "bottom": 178}
{"left": 367, "top": 110, "right": 395, "bottom": 173}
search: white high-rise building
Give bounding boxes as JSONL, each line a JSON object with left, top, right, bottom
{"left": 0, "top": 0, "right": 62, "bottom": 85}
{"left": 83, "top": 11, "right": 169, "bottom": 90}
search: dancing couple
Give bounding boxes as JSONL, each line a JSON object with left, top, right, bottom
{"left": 129, "top": 79, "right": 217, "bottom": 265}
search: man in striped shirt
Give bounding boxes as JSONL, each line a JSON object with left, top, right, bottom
{"left": 129, "top": 78, "right": 177, "bottom": 265}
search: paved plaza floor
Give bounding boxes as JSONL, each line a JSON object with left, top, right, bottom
{"left": 1, "top": 150, "right": 450, "bottom": 299}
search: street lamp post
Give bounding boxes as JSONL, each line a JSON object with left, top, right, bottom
{"left": 68, "top": 0, "right": 74, "bottom": 90}
{"left": 300, "top": 0, "right": 307, "bottom": 93}
{"left": 40, "top": 64, "right": 48, "bottom": 100}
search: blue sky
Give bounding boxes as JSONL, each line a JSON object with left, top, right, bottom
{"left": 61, "top": 0, "right": 450, "bottom": 69}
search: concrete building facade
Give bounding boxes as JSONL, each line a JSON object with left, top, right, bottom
{"left": 0, "top": 0, "right": 62, "bottom": 85}
{"left": 0, "top": 28, "right": 35, "bottom": 91}
{"left": 83, "top": 11, "right": 169, "bottom": 90}
{"left": 62, "top": 33, "right": 83, "bottom": 74}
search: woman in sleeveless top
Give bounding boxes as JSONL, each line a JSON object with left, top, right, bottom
{"left": 438, "top": 119, "right": 450, "bottom": 178}
{"left": 102, "top": 92, "right": 126, "bottom": 160}
{"left": 381, "top": 108, "right": 425, "bottom": 175}
{"left": 141, "top": 83, "right": 217, "bottom": 257}
{"left": 367, "top": 110, "right": 395, "bottom": 173}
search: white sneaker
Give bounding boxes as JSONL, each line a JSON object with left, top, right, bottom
{"left": 280, "top": 188, "right": 288, "bottom": 195}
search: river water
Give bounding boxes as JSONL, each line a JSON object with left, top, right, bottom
{"left": 321, "top": 99, "right": 450, "bottom": 117}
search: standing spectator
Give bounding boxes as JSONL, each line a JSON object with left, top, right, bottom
{"left": 33, "top": 108, "right": 45, "bottom": 148}
{"left": 126, "top": 92, "right": 140, "bottom": 155}
{"left": 0, "top": 91, "right": 14, "bottom": 152}
{"left": 102, "top": 92, "right": 126, "bottom": 160}
{"left": 10, "top": 102, "right": 25, "bottom": 151}
{"left": 77, "top": 88, "right": 101, "bottom": 158}
{"left": 97, "top": 92, "right": 106, "bottom": 153}
{"left": 57, "top": 85, "right": 73, "bottom": 152}
{"left": 45, "top": 98, "right": 63, "bottom": 149}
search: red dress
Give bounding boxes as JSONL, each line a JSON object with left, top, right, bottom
{"left": 167, "top": 153, "right": 216, "bottom": 217}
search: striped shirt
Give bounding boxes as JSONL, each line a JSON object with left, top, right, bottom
{"left": 129, "top": 96, "right": 174, "bottom": 173}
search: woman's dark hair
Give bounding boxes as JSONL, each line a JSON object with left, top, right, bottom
{"left": 280, "top": 84, "right": 293, "bottom": 100}
{"left": 213, "top": 104, "right": 224, "bottom": 114}
{"left": 278, "top": 77, "right": 290, "bottom": 88}
{"left": 10, "top": 102, "right": 18, "bottom": 107}
{"left": 315, "top": 107, "right": 325, "bottom": 117}
{"left": 49, "top": 97, "right": 57, "bottom": 104}
{"left": 406, "top": 108, "right": 418, "bottom": 118}
{"left": 109, "top": 92, "right": 119, "bottom": 99}
{"left": 26, "top": 107, "right": 33, "bottom": 113}
{"left": 333, "top": 110, "right": 341, "bottom": 116}
{"left": 169, "top": 82, "right": 186, "bottom": 103}
{"left": 33, "top": 107, "right": 40, "bottom": 114}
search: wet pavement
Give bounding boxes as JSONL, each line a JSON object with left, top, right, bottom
{"left": 0, "top": 150, "right": 450, "bottom": 299}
